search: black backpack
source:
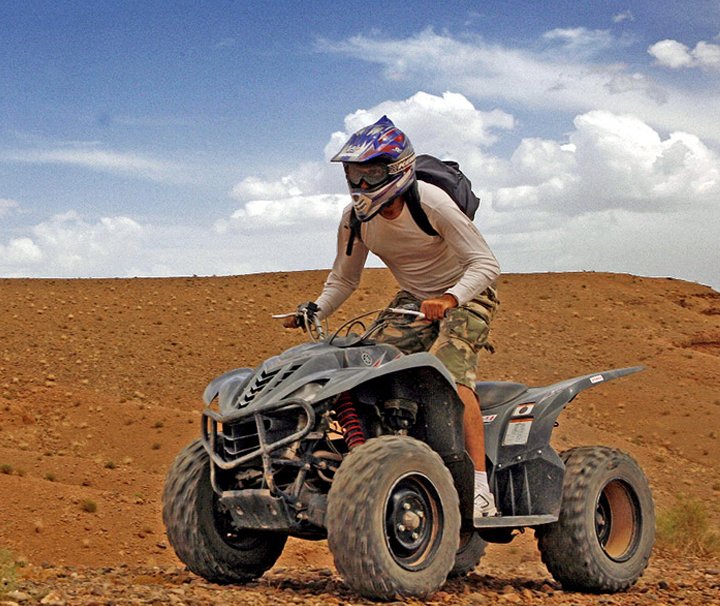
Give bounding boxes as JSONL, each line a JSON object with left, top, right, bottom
{"left": 345, "top": 154, "right": 480, "bottom": 255}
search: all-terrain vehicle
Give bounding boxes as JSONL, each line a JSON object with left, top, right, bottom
{"left": 162, "top": 308, "right": 655, "bottom": 600}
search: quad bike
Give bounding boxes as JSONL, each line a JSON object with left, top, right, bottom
{"left": 162, "top": 307, "right": 655, "bottom": 600}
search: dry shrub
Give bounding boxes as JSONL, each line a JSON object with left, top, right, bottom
{"left": 656, "top": 496, "right": 720, "bottom": 557}
{"left": 0, "top": 548, "right": 17, "bottom": 595}
{"left": 80, "top": 499, "right": 98, "bottom": 513}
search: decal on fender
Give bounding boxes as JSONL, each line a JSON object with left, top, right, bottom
{"left": 503, "top": 419, "right": 533, "bottom": 446}
{"left": 512, "top": 404, "right": 535, "bottom": 417}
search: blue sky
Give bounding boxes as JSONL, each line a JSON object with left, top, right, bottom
{"left": 1, "top": 1, "right": 719, "bottom": 289}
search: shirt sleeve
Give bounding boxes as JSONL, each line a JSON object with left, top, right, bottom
{"left": 423, "top": 192, "right": 500, "bottom": 305}
{"left": 314, "top": 205, "right": 369, "bottom": 319}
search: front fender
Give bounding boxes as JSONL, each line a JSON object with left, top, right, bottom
{"left": 307, "top": 351, "right": 458, "bottom": 403}
{"left": 203, "top": 367, "right": 254, "bottom": 408}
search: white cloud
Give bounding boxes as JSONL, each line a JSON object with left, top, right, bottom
{"left": 649, "top": 38, "right": 720, "bottom": 69}
{"left": 320, "top": 29, "right": 720, "bottom": 144}
{"left": 542, "top": 27, "right": 617, "bottom": 57}
{"left": 324, "top": 91, "right": 514, "bottom": 182}
{"left": 492, "top": 206, "right": 719, "bottom": 289}
{"left": 0, "top": 238, "right": 42, "bottom": 265}
{"left": 216, "top": 194, "right": 348, "bottom": 233}
{"left": 494, "top": 110, "right": 720, "bottom": 214}
{"left": 214, "top": 92, "right": 719, "bottom": 291}
{"left": 694, "top": 40, "right": 720, "bottom": 68}
{"left": 0, "top": 208, "right": 342, "bottom": 278}
{"left": 0, "top": 212, "right": 146, "bottom": 277}
{"left": 0, "top": 198, "right": 20, "bottom": 217}
{"left": 2, "top": 148, "right": 185, "bottom": 183}
{"left": 230, "top": 161, "right": 341, "bottom": 201}
{"left": 612, "top": 11, "right": 634, "bottom": 23}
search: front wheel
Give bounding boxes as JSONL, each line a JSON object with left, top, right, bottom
{"left": 449, "top": 530, "right": 487, "bottom": 577}
{"left": 536, "top": 446, "right": 655, "bottom": 592}
{"left": 162, "top": 439, "right": 287, "bottom": 583}
{"left": 326, "top": 436, "right": 461, "bottom": 599}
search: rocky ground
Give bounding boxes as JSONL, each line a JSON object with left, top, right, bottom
{"left": 1, "top": 270, "right": 719, "bottom": 604}
{"left": 3, "top": 554, "right": 719, "bottom": 606}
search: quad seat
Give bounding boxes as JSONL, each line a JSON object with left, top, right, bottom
{"left": 474, "top": 381, "right": 528, "bottom": 409}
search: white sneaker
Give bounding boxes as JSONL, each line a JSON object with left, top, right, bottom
{"left": 473, "top": 489, "right": 498, "bottom": 522}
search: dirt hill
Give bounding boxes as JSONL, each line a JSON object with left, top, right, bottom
{"left": 1, "top": 270, "right": 719, "bottom": 602}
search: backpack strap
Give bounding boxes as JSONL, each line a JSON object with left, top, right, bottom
{"left": 345, "top": 209, "right": 362, "bottom": 256}
{"left": 405, "top": 183, "right": 438, "bottom": 237}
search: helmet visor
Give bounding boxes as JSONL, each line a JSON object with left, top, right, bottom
{"left": 343, "top": 162, "right": 390, "bottom": 188}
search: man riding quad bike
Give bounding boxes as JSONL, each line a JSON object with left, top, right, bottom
{"left": 163, "top": 117, "right": 654, "bottom": 599}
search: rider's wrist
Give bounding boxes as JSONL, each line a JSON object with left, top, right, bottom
{"left": 443, "top": 293, "right": 459, "bottom": 307}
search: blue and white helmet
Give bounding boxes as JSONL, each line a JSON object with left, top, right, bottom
{"left": 331, "top": 116, "right": 416, "bottom": 221}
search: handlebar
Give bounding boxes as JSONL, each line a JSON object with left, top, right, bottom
{"left": 273, "top": 306, "right": 427, "bottom": 345}
{"left": 386, "top": 307, "right": 426, "bottom": 320}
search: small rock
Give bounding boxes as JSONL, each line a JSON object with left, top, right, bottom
{"left": 39, "top": 592, "right": 65, "bottom": 606}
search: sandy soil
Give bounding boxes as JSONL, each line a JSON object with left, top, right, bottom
{"left": 1, "top": 270, "right": 718, "bottom": 603}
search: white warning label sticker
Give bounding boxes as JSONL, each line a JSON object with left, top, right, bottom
{"left": 503, "top": 419, "right": 533, "bottom": 446}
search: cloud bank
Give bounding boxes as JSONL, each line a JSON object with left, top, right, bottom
{"left": 2, "top": 24, "right": 719, "bottom": 289}
{"left": 319, "top": 28, "right": 720, "bottom": 144}
{"left": 5, "top": 91, "right": 714, "bottom": 288}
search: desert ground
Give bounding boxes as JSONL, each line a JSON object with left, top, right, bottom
{"left": 1, "top": 269, "right": 718, "bottom": 605}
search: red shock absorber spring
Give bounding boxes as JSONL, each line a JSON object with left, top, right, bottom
{"left": 335, "top": 392, "right": 366, "bottom": 449}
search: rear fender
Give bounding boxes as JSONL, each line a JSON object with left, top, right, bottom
{"left": 485, "top": 366, "right": 644, "bottom": 517}
{"left": 526, "top": 366, "right": 645, "bottom": 431}
{"left": 487, "top": 366, "right": 645, "bottom": 458}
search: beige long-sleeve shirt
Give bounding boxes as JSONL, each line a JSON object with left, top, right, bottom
{"left": 315, "top": 181, "right": 500, "bottom": 318}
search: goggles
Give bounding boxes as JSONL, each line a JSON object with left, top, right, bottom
{"left": 344, "top": 162, "right": 391, "bottom": 188}
{"left": 343, "top": 153, "right": 415, "bottom": 188}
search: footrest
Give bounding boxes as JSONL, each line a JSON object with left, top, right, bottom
{"left": 473, "top": 514, "right": 557, "bottom": 529}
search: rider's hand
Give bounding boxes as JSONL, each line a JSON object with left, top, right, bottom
{"left": 283, "top": 301, "right": 320, "bottom": 330}
{"left": 421, "top": 293, "right": 458, "bottom": 321}
{"left": 282, "top": 315, "right": 300, "bottom": 329}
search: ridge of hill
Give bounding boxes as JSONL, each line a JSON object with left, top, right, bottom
{"left": 0, "top": 270, "right": 718, "bottom": 571}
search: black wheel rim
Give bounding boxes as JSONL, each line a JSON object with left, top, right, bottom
{"left": 595, "top": 479, "right": 641, "bottom": 562}
{"left": 384, "top": 473, "right": 444, "bottom": 571}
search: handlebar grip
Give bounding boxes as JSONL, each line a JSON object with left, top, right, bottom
{"left": 386, "top": 307, "right": 426, "bottom": 320}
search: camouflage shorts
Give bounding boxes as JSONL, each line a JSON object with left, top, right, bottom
{"left": 373, "top": 288, "right": 499, "bottom": 388}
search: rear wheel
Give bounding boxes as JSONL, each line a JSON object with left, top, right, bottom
{"left": 162, "top": 440, "right": 287, "bottom": 583}
{"left": 449, "top": 529, "right": 487, "bottom": 577}
{"left": 536, "top": 446, "right": 655, "bottom": 592}
{"left": 326, "top": 436, "right": 460, "bottom": 599}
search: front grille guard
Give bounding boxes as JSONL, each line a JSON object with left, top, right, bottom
{"left": 201, "top": 397, "right": 316, "bottom": 471}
